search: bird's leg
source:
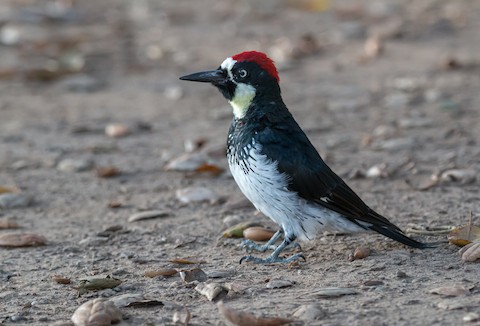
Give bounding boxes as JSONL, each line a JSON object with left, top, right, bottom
{"left": 240, "top": 229, "right": 302, "bottom": 253}
{"left": 240, "top": 230, "right": 283, "bottom": 253}
{"left": 240, "top": 234, "right": 305, "bottom": 264}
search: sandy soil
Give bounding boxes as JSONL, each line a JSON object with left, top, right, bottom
{"left": 0, "top": 0, "right": 479, "bottom": 325}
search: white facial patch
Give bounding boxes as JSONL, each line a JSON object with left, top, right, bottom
{"left": 230, "top": 83, "right": 256, "bottom": 119}
{"left": 220, "top": 57, "right": 237, "bottom": 80}
{"left": 220, "top": 57, "right": 256, "bottom": 119}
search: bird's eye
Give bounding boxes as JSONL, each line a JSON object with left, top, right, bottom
{"left": 238, "top": 69, "right": 248, "bottom": 79}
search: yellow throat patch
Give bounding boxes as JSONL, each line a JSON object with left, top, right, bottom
{"left": 229, "top": 83, "right": 256, "bottom": 119}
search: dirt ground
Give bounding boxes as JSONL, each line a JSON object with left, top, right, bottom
{"left": 1, "top": 0, "right": 479, "bottom": 325}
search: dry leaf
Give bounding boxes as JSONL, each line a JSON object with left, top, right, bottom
{"left": 195, "top": 163, "right": 224, "bottom": 175}
{"left": 310, "top": 287, "right": 358, "bottom": 298}
{"left": 0, "top": 233, "right": 47, "bottom": 247}
{"left": 0, "top": 186, "right": 17, "bottom": 194}
{"left": 53, "top": 275, "right": 72, "bottom": 284}
{"left": 77, "top": 276, "right": 122, "bottom": 296}
{"left": 429, "top": 285, "right": 471, "bottom": 297}
{"left": 195, "top": 283, "right": 228, "bottom": 301}
{"left": 405, "top": 225, "right": 454, "bottom": 235}
{"left": 223, "top": 222, "right": 263, "bottom": 238}
{"left": 243, "top": 227, "right": 275, "bottom": 241}
{"left": 96, "top": 166, "right": 120, "bottom": 178}
{"left": 0, "top": 219, "right": 20, "bottom": 229}
{"left": 169, "top": 258, "right": 206, "bottom": 265}
{"left": 71, "top": 298, "right": 122, "bottom": 326}
{"left": 458, "top": 242, "right": 480, "bottom": 263}
{"left": 110, "top": 293, "right": 164, "bottom": 308}
{"left": 144, "top": 268, "right": 178, "bottom": 278}
{"left": 217, "top": 301, "right": 293, "bottom": 326}
{"left": 448, "top": 224, "right": 480, "bottom": 247}
{"left": 128, "top": 210, "right": 170, "bottom": 222}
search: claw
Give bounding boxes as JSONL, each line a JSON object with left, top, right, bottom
{"left": 239, "top": 253, "right": 306, "bottom": 264}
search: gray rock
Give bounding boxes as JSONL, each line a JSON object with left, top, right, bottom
{"left": 0, "top": 193, "right": 33, "bottom": 208}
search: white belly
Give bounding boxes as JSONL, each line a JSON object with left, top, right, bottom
{"left": 228, "top": 141, "right": 364, "bottom": 241}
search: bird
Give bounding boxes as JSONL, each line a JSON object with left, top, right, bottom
{"left": 180, "top": 51, "right": 427, "bottom": 264}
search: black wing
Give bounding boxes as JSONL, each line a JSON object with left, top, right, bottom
{"left": 256, "top": 113, "right": 426, "bottom": 249}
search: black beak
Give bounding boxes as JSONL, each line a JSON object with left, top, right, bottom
{"left": 179, "top": 69, "right": 226, "bottom": 84}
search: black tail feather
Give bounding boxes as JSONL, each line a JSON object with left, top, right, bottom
{"left": 368, "top": 224, "right": 432, "bottom": 249}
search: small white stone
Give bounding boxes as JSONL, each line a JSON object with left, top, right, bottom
{"left": 57, "top": 158, "right": 94, "bottom": 172}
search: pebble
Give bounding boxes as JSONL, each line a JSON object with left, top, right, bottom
{"left": 57, "top": 158, "right": 94, "bottom": 172}
{"left": 176, "top": 187, "right": 220, "bottom": 204}
{"left": 464, "top": 313, "right": 480, "bottom": 322}
{"left": 180, "top": 268, "right": 208, "bottom": 283}
{"left": 424, "top": 89, "right": 441, "bottom": 102}
{"left": 266, "top": 279, "right": 293, "bottom": 289}
{"left": 105, "top": 124, "right": 131, "bottom": 138}
{"left": 372, "top": 138, "right": 415, "bottom": 151}
{"left": 173, "top": 308, "right": 191, "bottom": 325}
{"left": 429, "top": 285, "right": 471, "bottom": 297}
{"left": 337, "top": 22, "right": 366, "bottom": 40}
{"left": 396, "top": 271, "right": 409, "bottom": 279}
{"left": 222, "top": 215, "right": 245, "bottom": 227}
{"left": 439, "top": 169, "right": 476, "bottom": 185}
{"left": 459, "top": 242, "right": 480, "bottom": 262}
{"left": 398, "top": 118, "right": 432, "bottom": 129}
{"left": 365, "top": 164, "right": 387, "bottom": 178}
{"left": 372, "top": 125, "right": 397, "bottom": 138}
{"left": 293, "top": 304, "right": 327, "bottom": 321}
{"left": 10, "top": 315, "right": 26, "bottom": 322}
{"left": 0, "top": 193, "right": 33, "bottom": 208}
{"left": 384, "top": 92, "right": 410, "bottom": 109}
{"left": 164, "top": 85, "right": 184, "bottom": 101}
{"left": 164, "top": 152, "right": 210, "bottom": 172}
{"left": 57, "top": 74, "right": 105, "bottom": 92}
{"left": 78, "top": 236, "right": 109, "bottom": 246}
{"left": 392, "top": 77, "right": 423, "bottom": 92}
{"left": 363, "top": 280, "right": 384, "bottom": 287}
{"left": 11, "top": 160, "right": 32, "bottom": 170}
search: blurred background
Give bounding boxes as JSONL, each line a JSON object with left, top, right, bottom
{"left": 0, "top": 1, "right": 479, "bottom": 325}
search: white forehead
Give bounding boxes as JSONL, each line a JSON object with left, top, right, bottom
{"left": 220, "top": 57, "right": 237, "bottom": 71}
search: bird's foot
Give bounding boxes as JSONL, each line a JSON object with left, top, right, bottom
{"left": 240, "top": 239, "right": 276, "bottom": 253}
{"left": 239, "top": 253, "right": 306, "bottom": 264}
{"left": 240, "top": 239, "right": 302, "bottom": 253}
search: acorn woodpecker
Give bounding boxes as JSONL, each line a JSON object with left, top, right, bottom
{"left": 180, "top": 51, "right": 427, "bottom": 264}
